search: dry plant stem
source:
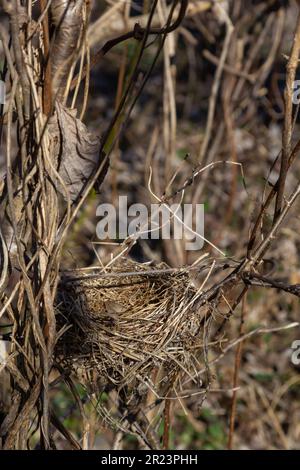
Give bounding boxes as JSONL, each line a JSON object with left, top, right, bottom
{"left": 25, "top": 60, "right": 64, "bottom": 447}
{"left": 2, "top": 0, "right": 30, "bottom": 120}
{"left": 113, "top": 431, "right": 124, "bottom": 450}
{"left": 194, "top": 14, "right": 280, "bottom": 223}
{"left": 0, "top": 24, "right": 16, "bottom": 81}
{"left": 198, "top": 169, "right": 300, "bottom": 329}
{"left": 50, "top": 411, "right": 82, "bottom": 450}
{"left": 198, "top": 6, "right": 233, "bottom": 164}
{"left": 162, "top": 369, "right": 177, "bottom": 449}
{"left": 79, "top": 40, "right": 90, "bottom": 121}
{"left": 242, "top": 272, "right": 300, "bottom": 298}
{"left": 250, "top": 181, "right": 300, "bottom": 264}
{"left": 232, "top": 14, "right": 274, "bottom": 103}
{"left": 219, "top": 56, "right": 238, "bottom": 231}
{"left": 110, "top": 1, "right": 130, "bottom": 206}
{"left": 158, "top": 0, "right": 177, "bottom": 185}
{"left": 40, "top": 0, "right": 52, "bottom": 116}
{"left": 247, "top": 138, "right": 300, "bottom": 256}
{"left": 87, "top": 0, "right": 208, "bottom": 51}
{"left": 71, "top": 0, "right": 188, "bottom": 90}
{"left": 255, "top": 385, "right": 289, "bottom": 449}
{"left": 253, "top": 9, "right": 285, "bottom": 96}
{"left": 162, "top": 395, "right": 171, "bottom": 449}
{"left": 0, "top": 2, "right": 28, "bottom": 179}
{"left": 211, "top": 170, "right": 300, "bottom": 322}
{"left": 3, "top": 379, "right": 42, "bottom": 450}
{"left": 183, "top": 322, "right": 299, "bottom": 386}
{"left": 274, "top": 10, "right": 300, "bottom": 222}
{"left": 0, "top": 222, "right": 9, "bottom": 297}
{"left": 0, "top": 0, "right": 85, "bottom": 448}
{"left": 203, "top": 49, "right": 254, "bottom": 82}
{"left": 227, "top": 294, "right": 247, "bottom": 450}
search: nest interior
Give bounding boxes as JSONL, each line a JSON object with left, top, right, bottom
{"left": 55, "top": 259, "right": 208, "bottom": 398}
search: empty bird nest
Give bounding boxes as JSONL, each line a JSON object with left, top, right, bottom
{"left": 55, "top": 258, "right": 211, "bottom": 400}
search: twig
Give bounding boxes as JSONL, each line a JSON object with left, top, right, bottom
{"left": 227, "top": 294, "right": 247, "bottom": 449}
{"left": 40, "top": 0, "right": 52, "bottom": 116}
{"left": 274, "top": 10, "right": 300, "bottom": 221}
{"left": 70, "top": 0, "right": 188, "bottom": 90}
{"left": 198, "top": 5, "right": 233, "bottom": 163}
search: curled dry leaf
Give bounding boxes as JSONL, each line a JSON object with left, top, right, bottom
{"left": 50, "top": 101, "right": 108, "bottom": 201}
{"left": 50, "top": 0, "right": 84, "bottom": 100}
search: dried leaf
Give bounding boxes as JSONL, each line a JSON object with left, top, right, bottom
{"left": 50, "top": 102, "right": 108, "bottom": 201}
{"left": 50, "top": 0, "right": 83, "bottom": 100}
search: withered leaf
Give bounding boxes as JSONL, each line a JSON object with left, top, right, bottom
{"left": 50, "top": 102, "right": 108, "bottom": 201}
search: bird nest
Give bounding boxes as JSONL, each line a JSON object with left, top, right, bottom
{"left": 55, "top": 258, "right": 207, "bottom": 398}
